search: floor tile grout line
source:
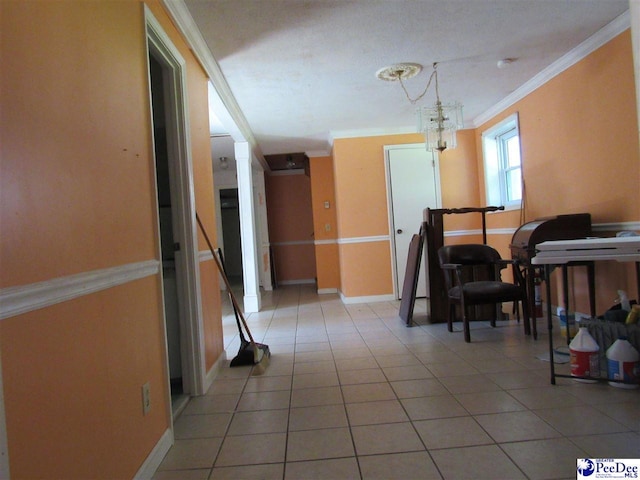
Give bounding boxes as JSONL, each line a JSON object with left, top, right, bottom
{"left": 160, "top": 285, "right": 640, "bottom": 479}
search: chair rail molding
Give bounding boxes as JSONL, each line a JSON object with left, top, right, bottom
{"left": 0, "top": 260, "right": 160, "bottom": 320}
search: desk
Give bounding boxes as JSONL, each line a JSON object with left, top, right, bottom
{"left": 532, "top": 236, "right": 640, "bottom": 384}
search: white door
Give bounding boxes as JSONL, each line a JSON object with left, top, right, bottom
{"left": 386, "top": 144, "right": 441, "bottom": 299}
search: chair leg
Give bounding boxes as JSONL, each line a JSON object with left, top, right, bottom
{"left": 447, "top": 302, "right": 454, "bottom": 332}
{"left": 462, "top": 309, "right": 471, "bottom": 343}
{"left": 521, "top": 299, "right": 533, "bottom": 340}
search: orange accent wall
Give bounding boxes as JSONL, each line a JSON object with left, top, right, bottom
{"left": 309, "top": 156, "right": 340, "bottom": 291}
{"left": 437, "top": 129, "right": 485, "bottom": 233}
{"left": 339, "top": 242, "right": 394, "bottom": 297}
{"left": 0, "top": 1, "right": 222, "bottom": 477}
{"left": 0, "top": 278, "right": 167, "bottom": 479}
{"left": 333, "top": 135, "right": 420, "bottom": 238}
{"left": 474, "top": 30, "right": 639, "bottom": 314}
{"left": 314, "top": 243, "right": 341, "bottom": 291}
{"left": 478, "top": 31, "right": 639, "bottom": 226}
{"left": 265, "top": 172, "right": 317, "bottom": 283}
{"left": 1, "top": 0, "right": 157, "bottom": 287}
{"left": 331, "top": 133, "right": 481, "bottom": 298}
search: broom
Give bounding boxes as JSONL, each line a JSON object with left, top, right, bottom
{"left": 195, "top": 213, "right": 270, "bottom": 375}
{"left": 216, "top": 247, "right": 271, "bottom": 368}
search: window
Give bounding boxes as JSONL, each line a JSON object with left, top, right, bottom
{"left": 482, "top": 113, "right": 522, "bottom": 209}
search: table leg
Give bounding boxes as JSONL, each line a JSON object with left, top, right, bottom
{"left": 587, "top": 262, "right": 596, "bottom": 318}
{"left": 545, "top": 264, "right": 556, "bottom": 385}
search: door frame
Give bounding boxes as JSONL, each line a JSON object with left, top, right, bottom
{"left": 384, "top": 143, "right": 442, "bottom": 299}
{"left": 145, "top": 7, "right": 206, "bottom": 403}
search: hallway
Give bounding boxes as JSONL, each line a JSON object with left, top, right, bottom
{"left": 153, "top": 285, "right": 639, "bottom": 479}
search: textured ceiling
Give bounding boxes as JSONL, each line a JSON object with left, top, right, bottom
{"left": 185, "top": 0, "right": 630, "bottom": 163}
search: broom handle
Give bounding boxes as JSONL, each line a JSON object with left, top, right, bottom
{"left": 218, "top": 248, "right": 249, "bottom": 344}
{"left": 195, "top": 213, "right": 258, "bottom": 346}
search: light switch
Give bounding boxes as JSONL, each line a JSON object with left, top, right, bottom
{"left": 324, "top": 201, "right": 330, "bottom": 209}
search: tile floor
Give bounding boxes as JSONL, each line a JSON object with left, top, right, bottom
{"left": 153, "top": 285, "right": 639, "bottom": 480}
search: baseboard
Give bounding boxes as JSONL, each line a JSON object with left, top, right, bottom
{"left": 317, "top": 288, "right": 338, "bottom": 294}
{"left": 339, "top": 292, "right": 396, "bottom": 304}
{"left": 278, "top": 279, "right": 316, "bottom": 285}
{"left": 203, "top": 353, "right": 226, "bottom": 393}
{"left": 134, "top": 428, "right": 173, "bottom": 480}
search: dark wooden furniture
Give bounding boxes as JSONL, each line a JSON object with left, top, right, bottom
{"left": 510, "top": 213, "right": 594, "bottom": 340}
{"left": 438, "top": 244, "right": 530, "bottom": 343}
{"left": 399, "top": 226, "right": 426, "bottom": 327}
{"left": 424, "top": 206, "right": 504, "bottom": 323}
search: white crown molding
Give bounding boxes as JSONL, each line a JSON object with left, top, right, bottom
{"left": 337, "top": 235, "right": 390, "bottom": 244}
{"left": 330, "top": 126, "right": 417, "bottom": 142}
{"left": 0, "top": 260, "right": 160, "bottom": 320}
{"left": 305, "top": 150, "right": 332, "bottom": 158}
{"left": 473, "top": 10, "right": 631, "bottom": 127}
{"left": 160, "top": 0, "right": 269, "bottom": 171}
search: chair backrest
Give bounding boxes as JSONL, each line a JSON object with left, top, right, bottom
{"left": 438, "top": 244, "right": 504, "bottom": 286}
{"left": 437, "top": 244, "right": 502, "bottom": 267}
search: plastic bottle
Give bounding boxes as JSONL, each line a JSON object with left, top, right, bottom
{"left": 557, "top": 307, "right": 576, "bottom": 338}
{"left": 606, "top": 337, "right": 640, "bottom": 389}
{"left": 569, "top": 327, "right": 600, "bottom": 382}
{"left": 625, "top": 305, "right": 640, "bottom": 325}
{"left": 533, "top": 270, "right": 543, "bottom": 318}
{"left": 617, "top": 290, "right": 631, "bottom": 312}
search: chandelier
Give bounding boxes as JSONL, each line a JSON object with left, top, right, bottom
{"left": 376, "top": 62, "right": 463, "bottom": 152}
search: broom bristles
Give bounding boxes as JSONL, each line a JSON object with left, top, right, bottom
{"left": 251, "top": 345, "right": 270, "bottom": 376}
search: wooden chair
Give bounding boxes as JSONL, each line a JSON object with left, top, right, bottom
{"left": 437, "top": 244, "right": 529, "bottom": 343}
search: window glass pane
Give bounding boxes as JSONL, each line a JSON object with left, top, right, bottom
{"left": 506, "top": 136, "right": 520, "bottom": 167}
{"left": 482, "top": 113, "right": 520, "bottom": 208}
{"left": 506, "top": 168, "right": 522, "bottom": 201}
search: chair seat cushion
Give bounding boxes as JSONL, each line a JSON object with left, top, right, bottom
{"left": 449, "top": 281, "right": 523, "bottom": 304}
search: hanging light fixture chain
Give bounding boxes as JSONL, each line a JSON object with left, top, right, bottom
{"left": 398, "top": 65, "right": 438, "bottom": 105}
{"left": 433, "top": 63, "right": 441, "bottom": 103}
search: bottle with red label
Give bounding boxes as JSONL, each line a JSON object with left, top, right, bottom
{"left": 569, "top": 327, "right": 600, "bottom": 382}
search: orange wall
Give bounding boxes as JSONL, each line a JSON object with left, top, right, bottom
{"left": 265, "top": 172, "right": 317, "bottom": 283}
{"left": 475, "top": 30, "right": 639, "bottom": 313}
{"left": 437, "top": 129, "right": 486, "bottom": 234}
{"left": 309, "top": 156, "right": 340, "bottom": 291}
{"left": 1, "top": 278, "right": 167, "bottom": 479}
{"left": 328, "top": 31, "right": 637, "bottom": 306}
{"left": 478, "top": 31, "right": 639, "bottom": 227}
{"left": 1, "top": 1, "right": 157, "bottom": 286}
{"left": 0, "top": 1, "right": 222, "bottom": 478}
{"left": 332, "top": 133, "right": 479, "bottom": 297}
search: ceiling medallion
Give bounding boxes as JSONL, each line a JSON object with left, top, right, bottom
{"left": 375, "top": 63, "right": 422, "bottom": 82}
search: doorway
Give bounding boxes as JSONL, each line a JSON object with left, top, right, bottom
{"left": 146, "top": 7, "right": 207, "bottom": 413}
{"left": 385, "top": 144, "right": 441, "bottom": 299}
{"left": 149, "top": 53, "right": 185, "bottom": 407}
{"left": 220, "top": 188, "right": 243, "bottom": 285}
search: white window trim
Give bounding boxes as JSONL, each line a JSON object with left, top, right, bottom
{"left": 482, "top": 113, "right": 522, "bottom": 211}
